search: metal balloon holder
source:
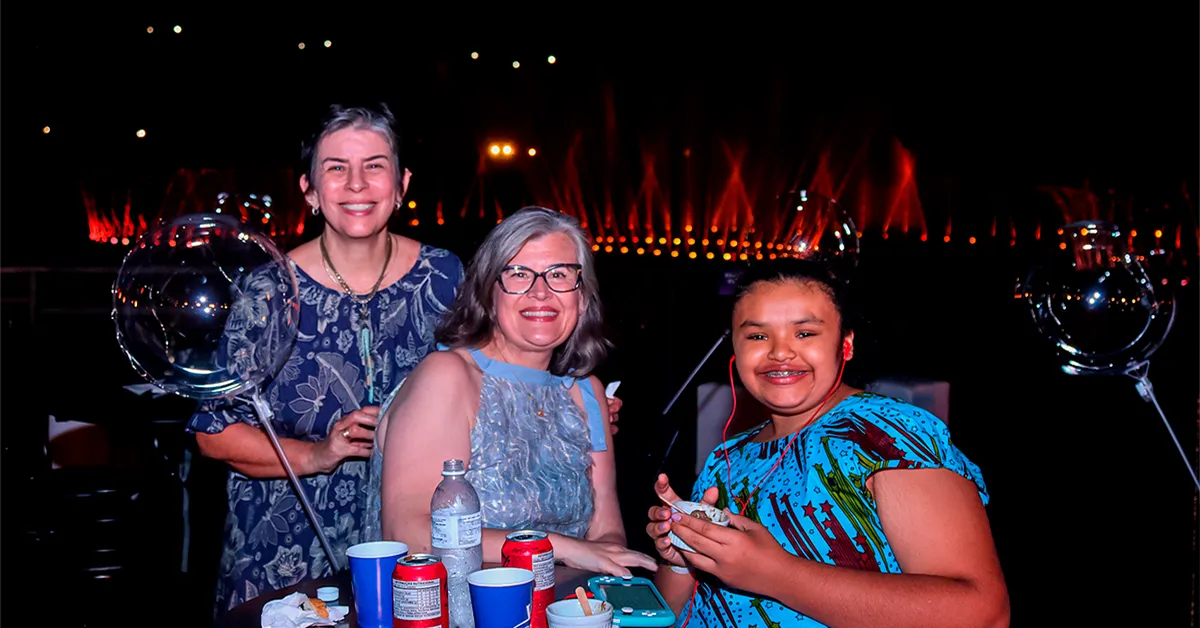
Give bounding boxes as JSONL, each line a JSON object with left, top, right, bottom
{"left": 1025, "top": 220, "right": 1197, "bottom": 492}
{"left": 1123, "top": 361, "right": 1200, "bottom": 491}
{"left": 112, "top": 212, "right": 343, "bottom": 575}
{"left": 239, "top": 387, "right": 341, "bottom": 573}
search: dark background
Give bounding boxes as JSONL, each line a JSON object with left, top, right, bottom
{"left": 3, "top": 7, "right": 1197, "bottom": 626}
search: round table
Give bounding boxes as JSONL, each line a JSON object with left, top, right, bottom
{"left": 221, "top": 564, "right": 596, "bottom": 627}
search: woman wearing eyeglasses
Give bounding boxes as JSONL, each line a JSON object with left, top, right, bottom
{"left": 364, "top": 206, "right": 656, "bottom": 577}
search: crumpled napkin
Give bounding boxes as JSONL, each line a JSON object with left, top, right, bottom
{"left": 123, "top": 382, "right": 170, "bottom": 398}
{"left": 261, "top": 591, "right": 349, "bottom": 628}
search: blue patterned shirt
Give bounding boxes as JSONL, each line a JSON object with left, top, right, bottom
{"left": 680, "top": 392, "right": 989, "bottom": 627}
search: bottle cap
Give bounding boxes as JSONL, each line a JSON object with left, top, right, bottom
{"left": 316, "top": 586, "right": 339, "bottom": 602}
{"left": 441, "top": 459, "right": 466, "bottom": 476}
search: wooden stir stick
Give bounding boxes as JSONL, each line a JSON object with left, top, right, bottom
{"left": 658, "top": 494, "right": 689, "bottom": 516}
{"left": 574, "top": 586, "right": 593, "bottom": 616}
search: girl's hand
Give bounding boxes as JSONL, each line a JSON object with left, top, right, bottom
{"left": 669, "top": 508, "right": 792, "bottom": 594}
{"left": 645, "top": 474, "right": 718, "bottom": 567}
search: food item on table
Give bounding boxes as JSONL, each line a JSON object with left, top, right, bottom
{"left": 303, "top": 597, "right": 329, "bottom": 618}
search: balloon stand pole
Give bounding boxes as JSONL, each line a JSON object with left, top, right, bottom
{"left": 246, "top": 391, "right": 342, "bottom": 573}
{"left": 655, "top": 328, "right": 731, "bottom": 477}
{"left": 1125, "top": 361, "right": 1200, "bottom": 492}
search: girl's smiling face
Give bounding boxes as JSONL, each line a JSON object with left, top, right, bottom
{"left": 732, "top": 278, "right": 852, "bottom": 420}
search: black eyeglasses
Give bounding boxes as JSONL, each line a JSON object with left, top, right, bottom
{"left": 497, "top": 264, "right": 583, "bottom": 294}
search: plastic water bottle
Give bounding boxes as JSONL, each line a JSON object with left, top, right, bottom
{"left": 431, "top": 459, "right": 482, "bottom": 628}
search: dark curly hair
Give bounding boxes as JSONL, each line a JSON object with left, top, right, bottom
{"left": 731, "top": 258, "right": 859, "bottom": 337}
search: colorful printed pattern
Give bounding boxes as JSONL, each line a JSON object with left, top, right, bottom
{"left": 679, "top": 392, "right": 989, "bottom": 627}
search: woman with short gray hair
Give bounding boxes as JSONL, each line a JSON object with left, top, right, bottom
{"left": 365, "top": 206, "right": 655, "bottom": 578}
{"left": 188, "top": 103, "right": 465, "bottom": 615}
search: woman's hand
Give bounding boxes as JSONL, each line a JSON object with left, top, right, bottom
{"left": 555, "top": 535, "right": 658, "bottom": 577}
{"left": 645, "top": 474, "right": 718, "bottom": 567}
{"left": 669, "top": 509, "right": 792, "bottom": 594}
{"left": 605, "top": 395, "right": 622, "bottom": 435}
{"left": 311, "top": 406, "right": 379, "bottom": 473}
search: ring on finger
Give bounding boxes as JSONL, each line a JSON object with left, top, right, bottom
{"left": 342, "top": 428, "right": 351, "bottom": 439}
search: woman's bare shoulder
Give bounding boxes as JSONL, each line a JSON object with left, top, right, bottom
{"left": 410, "top": 348, "right": 477, "bottom": 383}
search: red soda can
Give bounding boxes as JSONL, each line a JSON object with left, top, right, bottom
{"left": 501, "top": 530, "right": 554, "bottom": 628}
{"left": 392, "top": 554, "right": 449, "bottom": 628}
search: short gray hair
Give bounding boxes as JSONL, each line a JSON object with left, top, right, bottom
{"left": 436, "top": 206, "right": 609, "bottom": 377}
{"left": 300, "top": 103, "right": 404, "bottom": 188}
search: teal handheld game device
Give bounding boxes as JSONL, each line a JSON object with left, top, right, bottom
{"left": 586, "top": 574, "right": 675, "bottom": 626}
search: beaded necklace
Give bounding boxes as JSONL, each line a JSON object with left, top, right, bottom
{"left": 319, "top": 232, "right": 392, "bottom": 403}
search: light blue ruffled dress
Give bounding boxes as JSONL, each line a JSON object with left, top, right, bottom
{"left": 363, "top": 346, "right": 608, "bottom": 542}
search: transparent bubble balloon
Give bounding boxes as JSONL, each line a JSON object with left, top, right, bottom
{"left": 1019, "top": 220, "right": 1175, "bottom": 376}
{"left": 112, "top": 213, "right": 300, "bottom": 399}
{"left": 777, "top": 190, "right": 860, "bottom": 275}
{"left": 215, "top": 192, "right": 281, "bottom": 235}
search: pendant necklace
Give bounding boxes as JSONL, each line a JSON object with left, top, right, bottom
{"left": 320, "top": 232, "right": 392, "bottom": 404}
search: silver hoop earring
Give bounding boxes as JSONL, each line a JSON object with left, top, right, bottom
{"left": 395, "top": 202, "right": 402, "bottom": 212}
{"left": 311, "top": 206, "right": 320, "bottom": 216}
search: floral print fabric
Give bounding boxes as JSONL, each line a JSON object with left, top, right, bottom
{"left": 186, "top": 245, "right": 463, "bottom": 614}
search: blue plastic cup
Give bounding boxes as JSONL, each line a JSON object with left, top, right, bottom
{"left": 346, "top": 541, "right": 409, "bottom": 628}
{"left": 468, "top": 567, "right": 535, "bottom": 628}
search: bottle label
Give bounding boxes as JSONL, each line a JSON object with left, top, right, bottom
{"left": 393, "top": 578, "right": 441, "bottom": 620}
{"left": 532, "top": 550, "right": 554, "bottom": 591}
{"left": 431, "top": 511, "right": 482, "bottom": 549}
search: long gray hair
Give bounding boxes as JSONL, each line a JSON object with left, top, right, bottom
{"left": 436, "top": 207, "right": 609, "bottom": 377}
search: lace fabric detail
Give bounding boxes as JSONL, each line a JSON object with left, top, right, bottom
{"left": 466, "top": 372, "right": 595, "bottom": 537}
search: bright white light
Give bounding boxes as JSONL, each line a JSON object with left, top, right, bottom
{"left": 173, "top": 25, "right": 182, "bottom": 34}
{"left": 324, "top": 40, "right": 332, "bottom": 48}
{"left": 136, "top": 129, "right": 147, "bottom": 138}
{"left": 501, "top": 144, "right": 513, "bottom": 155}
{"left": 471, "top": 52, "right": 479, "bottom": 59}
{"left": 548, "top": 55, "right": 556, "bottom": 64}
{"left": 512, "top": 61, "right": 520, "bottom": 69}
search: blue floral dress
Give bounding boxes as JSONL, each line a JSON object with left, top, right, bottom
{"left": 187, "top": 244, "right": 463, "bottom": 614}
{"left": 680, "top": 392, "right": 989, "bottom": 627}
